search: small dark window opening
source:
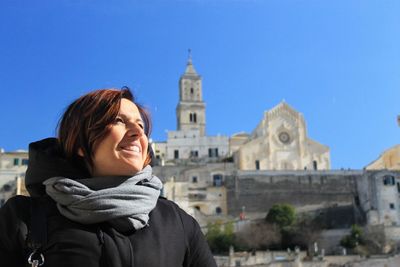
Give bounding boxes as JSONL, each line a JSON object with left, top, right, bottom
{"left": 354, "top": 196, "right": 360, "bottom": 206}
{"left": 174, "top": 150, "right": 179, "bottom": 159}
{"left": 390, "top": 203, "right": 395, "bottom": 210}
{"left": 190, "top": 88, "right": 194, "bottom": 94}
{"left": 193, "top": 113, "right": 197, "bottom": 123}
{"left": 216, "top": 207, "right": 222, "bottom": 214}
{"left": 313, "top": 160, "right": 318, "bottom": 170}
{"left": 255, "top": 160, "right": 260, "bottom": 170}
{"left": 192, "top": 176, "right": 198, "bottom": 183}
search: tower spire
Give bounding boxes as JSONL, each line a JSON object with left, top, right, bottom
{"left": 184, "top": 48, "right": 197, "bottom": 75}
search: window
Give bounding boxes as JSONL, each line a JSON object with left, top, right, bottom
{"left": 189, "top": 113, "right": 197, "bottom": 123}
{"left": 22, "top": 159, "right": 29, "bottom": 165}
{"left": 390, "top": 203, "right": 395, "bottom": 210}
{"left": 235, "top": 260, "right": 241, "bottom": 267}
{"left": 216, "top": 207, "right": 222, "bottom": 214}
{"left": 213, "top": 174, "right": 223, "bottom": 187}
{"left": 208, "top": 148, "right": 219, "bottom": 158}
{"left": 174, "top": 150, "right": 179, "bottom": 159}
{"left": 13, "top": 158, "right": 19, "bottom": 166}
{"left": 255, "top": 160, "right": 260, "bottom": 170}
{"left": 192, "top": 176, "right": 198, "bottom": 183}
{"left": 383, "top": 175, "right": 395, "bottom": 186}
{"left": 190, "top": 150, "right": 198, "bottom": 158}
{"left": 190, "top": 88, "right": 194, "bottom": 94}
{"left": 397, "top": 182, "right": 400, "bottom": 193}
{"left": 313, "top": 160, "right": 318, "bottom": 170}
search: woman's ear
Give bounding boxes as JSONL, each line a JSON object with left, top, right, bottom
{"left": 78, "top": 148, "right": 84, "bottom": 157}
{"left": 143, "top": 144, "right": 154, "bottom": 167}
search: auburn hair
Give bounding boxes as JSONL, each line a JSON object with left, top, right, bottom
{"left": 57, "top": 88, "right": 152, "bottom": 174}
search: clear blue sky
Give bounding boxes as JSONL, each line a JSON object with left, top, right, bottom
{"left": 0, "top": 0, "right": 399, "bottom": 169}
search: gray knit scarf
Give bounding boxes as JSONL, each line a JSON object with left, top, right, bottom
{"left": 43, "top": 165, "right": 163, "bottom": 232}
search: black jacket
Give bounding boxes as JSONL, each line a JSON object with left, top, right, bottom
{"left": 0, "top": 138, "right": 217, "bottom": 267}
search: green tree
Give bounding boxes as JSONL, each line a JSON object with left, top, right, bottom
{"left": 205, "top": 221, "right": 235, "bottom": 254}
{"left": 340, "top": 224, "right": 364, "bottom": 249}
{"left": 266, "top": 204, "right": 296, "bottom": 229}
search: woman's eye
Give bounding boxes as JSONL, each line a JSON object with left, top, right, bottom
{"left": 114, "top": 117, "right": 125, "bottom": 124}
{"left": 138, "top": 123, "right": 144, "bottom": 129}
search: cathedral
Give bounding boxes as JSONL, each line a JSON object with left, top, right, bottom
{"left": 153, "top": 54, "right": 331, "bottom": 171}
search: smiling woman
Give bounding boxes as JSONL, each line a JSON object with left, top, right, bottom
{"left": 0, "top": 88, "right": 217, "bottom": 267}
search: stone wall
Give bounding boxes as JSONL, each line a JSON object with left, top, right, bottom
{"left": 225, "top": 170, "right": 361, "bottom": 216}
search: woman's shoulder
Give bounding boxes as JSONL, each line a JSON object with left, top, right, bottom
{"left": 153, "top": 197, "right": 201, "bottom": 233}
{"left": 154, "top": 196, "right": 189, "bottom": 219}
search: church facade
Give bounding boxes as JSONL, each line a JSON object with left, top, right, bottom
{"left": 235, "top": 101, "right": 330, "bottom": 171}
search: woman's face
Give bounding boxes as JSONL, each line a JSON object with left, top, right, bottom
{"left": 91, "top": 99, "right": 149, "bottom": 177}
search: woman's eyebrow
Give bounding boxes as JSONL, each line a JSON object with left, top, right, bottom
{"left": 119, "top": 113, "right": 144, "bottom": 123}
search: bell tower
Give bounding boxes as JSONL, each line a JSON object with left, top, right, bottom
{"left": 176, "top": 50, "right": 206, "bottom": 136}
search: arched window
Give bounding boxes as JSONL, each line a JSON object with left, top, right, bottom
{"left": 216, "top": 207, "right": 222, "bottom": 214}
{"left": 213, "top": 174, "right": 223, "bottom": 187}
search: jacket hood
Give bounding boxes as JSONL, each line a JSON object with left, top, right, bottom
{"left": 25, "top": 138, "right": 90, "bottom": 197}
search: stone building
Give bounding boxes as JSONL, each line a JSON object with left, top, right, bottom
{"left": 356, "top": 170, "right": 400, "bottom": 226}
{"left": 154, "top": 162, "right": 236, "bottom": 223}
{"left": 235, "top": 101, "right": 330, "bottom": 171}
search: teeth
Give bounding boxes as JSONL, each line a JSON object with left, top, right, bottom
{"left": 122, "top": 145, "right": 140, "bottom": 152}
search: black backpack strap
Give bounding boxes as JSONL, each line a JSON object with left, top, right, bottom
{"left": 26, "top": 197, "right": 47, "bottom": 267}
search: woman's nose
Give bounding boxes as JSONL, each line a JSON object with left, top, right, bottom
{"left": 127, "top": 123, "right": 144, "bottom": 137}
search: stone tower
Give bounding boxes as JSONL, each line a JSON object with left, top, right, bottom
{"left": 176, "top": 51, "right": 206, "bottom": 136}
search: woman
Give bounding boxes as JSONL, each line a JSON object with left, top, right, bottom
{"left": 0, "top": 88, "right": 217, "bottom": 267}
